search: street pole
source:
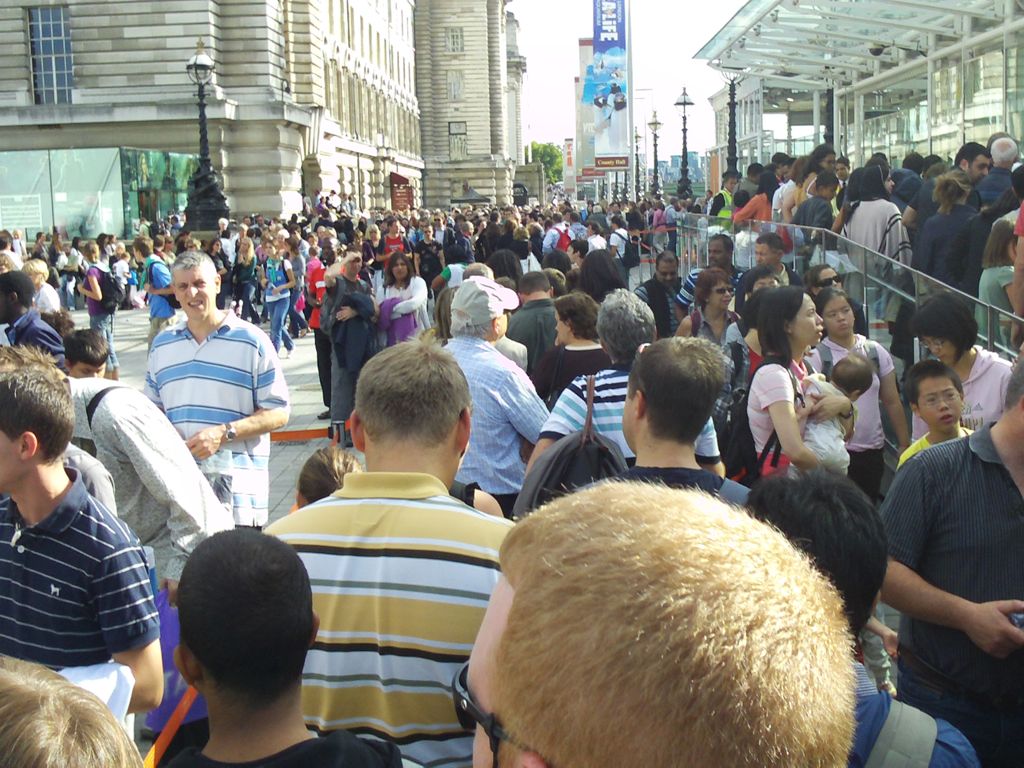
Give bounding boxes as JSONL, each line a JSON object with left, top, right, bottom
{"left": 675, "top": 88, "right": 693, "bottom": 200}
{"left": 633, "top": 127, "right": 642, "bottom": 199}
{"left": 649, "top": 111, "right": 662, "bottom": 200}
{"left": 184, "top": 39, "right": 229, "bottom": 232}
{"left": 726, "top": 76, "right": 739, "bottom": 176}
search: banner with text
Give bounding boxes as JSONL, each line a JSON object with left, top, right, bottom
{"left": 587, "top": 0, "right": 630, "bottom": 169}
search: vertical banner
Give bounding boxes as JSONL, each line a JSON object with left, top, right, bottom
{"left": 589, "top": 0, "right": 629, "bottom": 169}
{"left": 576, "top": 44, "right": 596, "bottom": 180}
{"left": 563, "top": 139, "right": 576, "bottom": 196}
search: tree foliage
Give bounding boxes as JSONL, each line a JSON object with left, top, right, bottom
{"left": 530, "top": 142, "right": 564, "bottom": 184}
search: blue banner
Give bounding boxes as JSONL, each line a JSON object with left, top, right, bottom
{"left": 588, "top": 0, "right": 629, "bottom": 168}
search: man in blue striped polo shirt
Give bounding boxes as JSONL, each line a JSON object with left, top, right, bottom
{"left": 0, "top": 362, "right": 163, "bottom": 713}
{"left": 146, "top": 251, "right": 290, "bottom": 528}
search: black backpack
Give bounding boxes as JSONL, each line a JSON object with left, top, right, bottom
{"left": 722, "top": 361, "right": 802, "bottom": 487}
{"left": 620, "top": 237, "right": 641, "bottom": 270}
{"left": 513, "top": 376, "right": 627, "bottom": 518}
{"left": 97, "top": 269, "right": 125, "bottom": 315}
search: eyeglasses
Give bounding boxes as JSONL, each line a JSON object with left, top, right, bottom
{"left": 714, "top": 286, "right": 735, "bottom": 295}
{"left": 920, "top": 337, "right": 949, "bottom": 352}
{"left": 816, "top": 275, "right": 842, "bottom": 288}
{"left": 452, "top": 661, "right": 517, "bottom": 768}
{"left": 919, "top": 389, "right": 962, "bottom": 409}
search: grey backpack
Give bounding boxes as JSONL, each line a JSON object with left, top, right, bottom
{"left": 865, "top": 699, "right": 938, "bottom": 768}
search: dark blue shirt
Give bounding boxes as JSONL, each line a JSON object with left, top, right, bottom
{"left": 0, "top": 470, "right": 159, "bottom": 669}
{"left": 912, "top": 205, "right": 976, "bottom": 286}
{"left": 6, "top": 309, "right": 65, "bottom": 369}
{"left": 975, "top": 166, "right": 1012, "bottom": 207}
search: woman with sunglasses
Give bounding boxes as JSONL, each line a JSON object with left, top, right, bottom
{"left": 804, "top": 263, "right": 868, "bottom": 335}
{"left": 676, "top": 267, "right": 739, "bottom": 345}
{"left": 807, "top": 287, "right": 909, "bottom": 500}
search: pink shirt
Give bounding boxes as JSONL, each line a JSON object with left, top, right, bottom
{"left": 807, "top": 336, "right": 895, "bottom": 452}
{"left": 748, "top": 360, "right": 809, "bottom": 475}
{"left": 911, "top": 347, "right": 1012, "bottom": 438}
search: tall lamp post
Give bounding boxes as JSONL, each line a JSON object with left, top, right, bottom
{"left": 674, "top": 88, "right": 694, "bottom": 200}
{"left": 648, "top": 111, "right": 662, "bottom": 200}
{"left": 184, "top": 40, "right": 229, "bottom": 232}
{"left": 724, "top": 74, "right": 740, "bottom": 176}
{"left": 633, "top": 127, "right": 642, "bottom": 198}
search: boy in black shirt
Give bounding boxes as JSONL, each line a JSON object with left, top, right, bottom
{"left": 169, "top": 530, "right": 404, "bottom": 768}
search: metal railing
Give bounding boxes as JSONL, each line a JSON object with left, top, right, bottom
{"left": 669, "top": 212, "right": 1019, "bottom": 365}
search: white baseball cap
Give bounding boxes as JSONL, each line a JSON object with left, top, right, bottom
{"left": 451, "top": 276, "right": 520, "bottom": 326}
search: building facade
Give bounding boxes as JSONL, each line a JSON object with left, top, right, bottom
{"left": 698, "top": 0, "right": 1024, "bottom": 178}
{"left": 414, "top": 0, "right": 517, "bottom": 207}
{"left": 0, "top": 0, "right": 423, "bottom": 233}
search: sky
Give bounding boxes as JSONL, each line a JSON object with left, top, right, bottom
{"left": 511, "top": 0, "right": 750, "bottom": 158}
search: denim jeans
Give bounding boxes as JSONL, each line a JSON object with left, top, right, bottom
{"left": 267, "top": 298, "right": 293, "bottom": 352}
{"left": 240, "top": 282, "right": 260, "bottom": 324}
{"left": 60, "top": 274, "right": 77, "bottom": 310}
{"left": 287, "top": 285, "right": 308, "bottom": 336}
{"left": 89, "top": 312, "right": 119, "bottom": 369}
{"left": 898, "top": 660, "right": 1024, "bottom": 767}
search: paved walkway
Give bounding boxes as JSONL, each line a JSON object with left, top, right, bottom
{"left": 71, "top": 306, "right": 334, "bottom": 526}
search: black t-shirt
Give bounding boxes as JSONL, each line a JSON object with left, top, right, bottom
{"left": 167, "top": 730, "right": 404, "bottom": 768}
{"left": 615, "top": 466, "right": 749, "bottom": 504}
{"left": 415, "top": 240, "right": 444, "bottom": 289}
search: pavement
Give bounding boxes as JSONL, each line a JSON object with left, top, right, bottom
{"left": 68, "top": 305, "right": 334, "bottom": 526}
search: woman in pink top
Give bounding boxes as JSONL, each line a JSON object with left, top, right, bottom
{"left": 910, "top": 292, "right": 1012, "bottom": 439}
{"left": 807, "top": 288, "right": 910, "bottom": 500}
{"left": 747, "top": 286, "right": 854, "bottom": 476}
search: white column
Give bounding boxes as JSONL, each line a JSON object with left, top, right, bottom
{"left": 812, "top": 90, "right": 821, "bottom": 145}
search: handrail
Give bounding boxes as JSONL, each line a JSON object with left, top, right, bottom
{"left": 669, "top": 211, "right": 1019, "bottom": 363}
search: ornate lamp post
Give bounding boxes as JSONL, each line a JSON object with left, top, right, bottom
{"left": 724, "top": 74, "right": 740, "bottom": 176}
{"left": 633, "top": 126, "right": 642, "bottom": 198}
{"left": 184, "top": 40, "right": 229, "bottom": 231}
{"left": 674, "top": 88, "right": 694, "bottom": 200}
{"left": 648, "top": 111, "right": 662, "bottom": 200}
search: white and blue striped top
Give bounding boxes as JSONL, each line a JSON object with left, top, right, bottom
{"left": 145, "top": 313, "right": 290, "bottom": 526}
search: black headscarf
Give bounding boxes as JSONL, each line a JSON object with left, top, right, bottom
{"left": 859, "top": 165, "right": 889, "bottom": 202}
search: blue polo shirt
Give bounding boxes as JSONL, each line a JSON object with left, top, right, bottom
{"left": 146, "top": 256, "right": 175, "bottom": 319}
{"left": 0, "top": 470, "right": 159, "bottom": 669}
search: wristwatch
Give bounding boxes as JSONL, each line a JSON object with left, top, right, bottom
{"left": 224, "top": 423, "right": 238, "bottom": 442}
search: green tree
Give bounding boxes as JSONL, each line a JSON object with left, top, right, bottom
{"left": 530, "top": 141, "right": 563, "bottom": 184}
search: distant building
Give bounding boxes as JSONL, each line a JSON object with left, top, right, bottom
{"left": 0, "top": 0, "right": 423, "bottom": 233}
{"left": 414, "top": 0, "right": 520, "bottom": 207}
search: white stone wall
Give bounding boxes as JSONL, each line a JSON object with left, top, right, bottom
{"left": 414, "top": 0, "right": 516, "bottom": 208}
{"left": 0, "top": 0, "right": 422, "bottom": 217}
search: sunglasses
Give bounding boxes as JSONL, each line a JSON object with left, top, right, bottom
{"left": 452, "top": 661, "right": 518, "bottom": 768}
{"left": 713, "top": 286, "right": 735, "bottom": 295}
{"left": 816, "top": 275, "right": 842, "bottom": 288}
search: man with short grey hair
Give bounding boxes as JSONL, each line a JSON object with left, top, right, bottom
{"left": 977, "top": 136, "right": 1019, "bottom": 206}
{"left": 529, "top": 289, "right": 724, "bottom": 474}
{"left": 446, "top": 276, "right": 549, "bottom": 516}
{"left": 146, "top": 251, "right": 290, "bottom": 528}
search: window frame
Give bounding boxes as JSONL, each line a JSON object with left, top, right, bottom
{"left": 28, "top": 5, "right": 73, "bottom": 105}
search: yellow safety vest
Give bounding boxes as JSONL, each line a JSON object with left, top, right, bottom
{"left": 717, "top": 188, "right": 734, "bottom": 220}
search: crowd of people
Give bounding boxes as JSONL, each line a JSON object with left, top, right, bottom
{"left": 0, "top": 139, "right": 1023, "bottom": 768}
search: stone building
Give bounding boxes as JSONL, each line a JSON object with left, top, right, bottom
{"left": 0, "top": 0, "right": 422, "bottom": 232}
{"left": 414, "top": 0, "right": 519, "bottom": 208}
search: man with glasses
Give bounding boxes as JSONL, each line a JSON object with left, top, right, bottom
{"left": 457, "top": 482, "right": 856, "bottom": 768}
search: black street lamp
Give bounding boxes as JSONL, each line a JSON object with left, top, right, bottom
{"left": 633, "top": 127, "right": 642, "bottom": 198}
{"left": 184, "top": 40, "right": 229, "bottom": 232}
{"left": 648, "top": 111, "right": 662, "bottom": 200}
{"left": 674, "top": 88, "right": 694, "bottom": 200}
{"left": 725, "top": 74, "right": 740, "bottom": 176}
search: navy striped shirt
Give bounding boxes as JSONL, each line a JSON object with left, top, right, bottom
{"left": 0, "top": 470, "right": 159, "bottom": 669}
{"left": 881, "top": 426, "right": 1024, "bottom": 697}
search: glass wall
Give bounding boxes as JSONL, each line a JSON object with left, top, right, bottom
{"left": 0, "top": 147, "right": 196, "bottom": 238}
{"left": 963, "top": 49, "right": 1004, "bottom": 145}
{"left": 1006, "top": 45, "right": 1024, "bottom": 146}
{"left": 930, "top": 56, "right": 963, "bottom": 160}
